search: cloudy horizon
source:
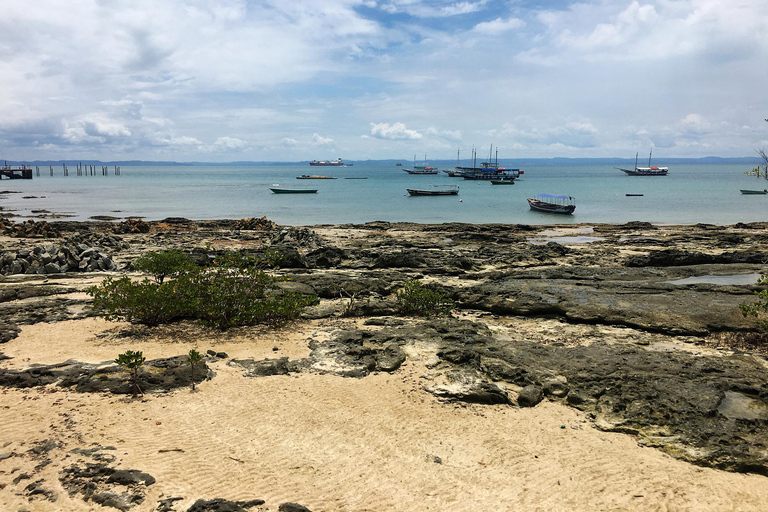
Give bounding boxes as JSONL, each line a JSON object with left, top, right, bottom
{"left": 1, "top": 0, "right": 767, "bottom": 162}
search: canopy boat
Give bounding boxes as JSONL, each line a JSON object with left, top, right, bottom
{"left": 740, "top": 189, "right": 768, "bottom": 194}
{"left": 617, "top": 150, "right": 668, "bottom": 176}
{"left": 270, "top": 186, "right": 318, "bottom": 194}
{"left": 296, "top": 174, "right": 337, "bottom": 179}
{"left": 527, "top": 194, "right": 575, "bottom": 214}
{"left": 406, "top": 185, "right": 459, "bottom": 196}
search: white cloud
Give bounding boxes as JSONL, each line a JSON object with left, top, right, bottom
{"left": 472, "top": 17, "right": 525, "bottom": 35}
{"left": 370, "top": 122, "right": 422, "bottom": 140}
{"left": 212, "top": 137, "right": 248, "bottom": 151}
{"left": 426, "top": 127, "right": 461, "bottom": 141}
{"left": 377, "top": 0, "right": 489, "bottom": 18}
{"left": 311, "top": 133, "right": 335, "bottom": 146}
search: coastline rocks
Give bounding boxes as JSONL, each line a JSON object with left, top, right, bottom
{"left": 1, "top": 219, "right": 60, "bottom": 238}
{"left": 323, "top": 318, "right": 768, "bottom": 474}
{"left": 0, "top": 242, "right": 116, "bottom": 275}
{"left": 113, "top": 218, "right": 150, "bottom": 234}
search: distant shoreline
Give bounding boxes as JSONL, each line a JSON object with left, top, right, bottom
{"left": 0, "top": 156, "right": 763, "bottom": 167}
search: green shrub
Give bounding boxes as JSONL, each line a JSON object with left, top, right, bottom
{"left": 88, "top": 251, "right": 316, "bottom": 330}
{"left": 88, "top": 276, "right": 187, "bottom": 326}
{"left": 396, "top": 279, "right": 453, "bottom": 317}
{"left": 115, "top": 350, "right": 146, "bottom": 396}
{"left": 740, "top": 274, "right": 768, "bottom": 328}
{"left": 184, "top": 255, "right": 316, "bottom": 329}
{"left": 133, "top": 250, "right": 196, "bottom": 284}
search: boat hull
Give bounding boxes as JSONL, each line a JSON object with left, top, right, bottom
{"left": 407, "top": 188, "right": 459, "bottom": 196}
{"left": 740, "top": 189, "right": 768, "bottom": 195}
{"left": 296, "top": 175, "right": 337, "bottom": 179}
{"left": 270, "top": 188, "right": 318, "bottom": 194}
{"left": 527, "top": 198, "right": 575, "bottom": 214}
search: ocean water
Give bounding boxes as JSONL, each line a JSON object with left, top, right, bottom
{"left": 1, "top": 161, "right": 766, "bottom": 226}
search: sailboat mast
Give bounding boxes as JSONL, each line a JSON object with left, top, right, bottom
{"left": 648, "top": 149, "right": 653, "bottom": 167}
{"left": 635, "top": 152, "right": 639, "bottom": 170}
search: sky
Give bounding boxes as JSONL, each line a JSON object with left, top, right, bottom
{"left": 1, "top": 0, "right": 767, "bottom": 162}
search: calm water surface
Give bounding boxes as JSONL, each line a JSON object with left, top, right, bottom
{"left": 2, "top": 162, "right": 766, "bottom": 226}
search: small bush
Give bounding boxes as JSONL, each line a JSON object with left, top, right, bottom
{"left": 133, "top": 250, "right": 196, "bottom": 284}
{"left": 115, "top": 350, "right": 146, "bottom": 396}
{"left": 396, "top": 280, "right": 453, "bottom": 317}
{"left": 88, "top": 277, "right": 187, "bottom": 326}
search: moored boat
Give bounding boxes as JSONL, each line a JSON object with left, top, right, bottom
{"left": 404, "top": 154, "right": 438, "bottom": 174}
{"left": 740, "top": 189, "right": 768, "bottom": 195}
{"left": 270, "top": 186, "right": 318, "bottom": 194}
{"left": 309, "top": 158, "right": 346, "bottom": 166}
{"left": 490, "top": 178, "right": 515, "bottom": 185}
{"left": 406, "top": 185, "right": 459, "bottom": 196}
{"left": 527, "top": 194, "right": 575, "bottom": 214}
{"left": 617, "top": 150, "right": 669, "bottom": 176}
{"left": 296, "top": 174, "right": 337, "bottom": 179}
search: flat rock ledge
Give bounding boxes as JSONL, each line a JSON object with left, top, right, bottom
{"left": 0, "top": 355, "right": 212, "bottom": 394}
{"left": 314, "top": 318, "right": 768, "bottom": 476}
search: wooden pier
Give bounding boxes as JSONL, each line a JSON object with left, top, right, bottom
{"left": 0, "top": 164, "right": 33, "bottom": 179}
{"left": 0, "top": 162, "right": 122, "bottom": 178}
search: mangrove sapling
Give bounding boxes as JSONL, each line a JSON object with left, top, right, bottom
{"left": 115, "top": 350, "right": 146, "bottom": 397}
{"left": 187, "top": 349, "right": 203, "bottom": 391}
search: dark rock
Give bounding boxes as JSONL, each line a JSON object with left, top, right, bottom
{"left": 517, "top": 385, "right": 544, "bottom": 407}
{"left": 186, "top": 498, "right": 265, "bottom": 512}
{"left": 157, "top": 496, "right": 184, "bottom": 512}
{"left": 106, "top": 469, "right": 156, "bottom": 486}
{"left": 24, "top": 480, "right": 57, "bottom": 502}
{"left": 375, "top": 345, "right": 406, "bottom": 372}
{"left": 279, "top": 503, "right": 313, "bottom": 512}
{"left": 543, "top": 376, "right": 570, "bottom": 398}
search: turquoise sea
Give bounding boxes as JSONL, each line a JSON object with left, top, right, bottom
{"left": 1, "top": 161, "right": 766, "bottom": 226}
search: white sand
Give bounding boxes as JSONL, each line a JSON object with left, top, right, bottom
{"left": 2, "top": 318, "right": 768, "bottom": 511}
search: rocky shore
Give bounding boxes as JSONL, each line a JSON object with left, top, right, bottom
{"left": 1, "top": 217, "right": 768, "bottom": 511}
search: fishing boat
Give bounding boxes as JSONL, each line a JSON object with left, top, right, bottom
{"left": 406, "top": 185, "right": 459, "bottom": 196}
{"left": 527, "top": 194, "right": 575, "bottom": 214}
{"left": 740, "top": 189, "right": 768, "bottom": 195}
{"left": 403, "top": 154, "right": 438, "bottom": 175}
{"left": 617, "top": 150, "right": 669, "bottom": 176}
{"left": 395, "top": 162, "right": 403, "bottom": 166}
{"left": 309, "top": 158, "right": 346, "bottom": 166}
{"left": 270, "top": 187, "right": 318, "bottom": 194}
{"left": 490, "top": 178, "right": 515, "bottom": 185}
{"left": 458, "top": 145, "right": 523, "bottom": 180}
{"left": 296, "top": 174, "right": 337, "bottom": 179}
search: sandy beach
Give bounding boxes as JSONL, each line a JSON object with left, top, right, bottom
{"left": 2, "top": 218, "right": 768, "bottom": 511}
